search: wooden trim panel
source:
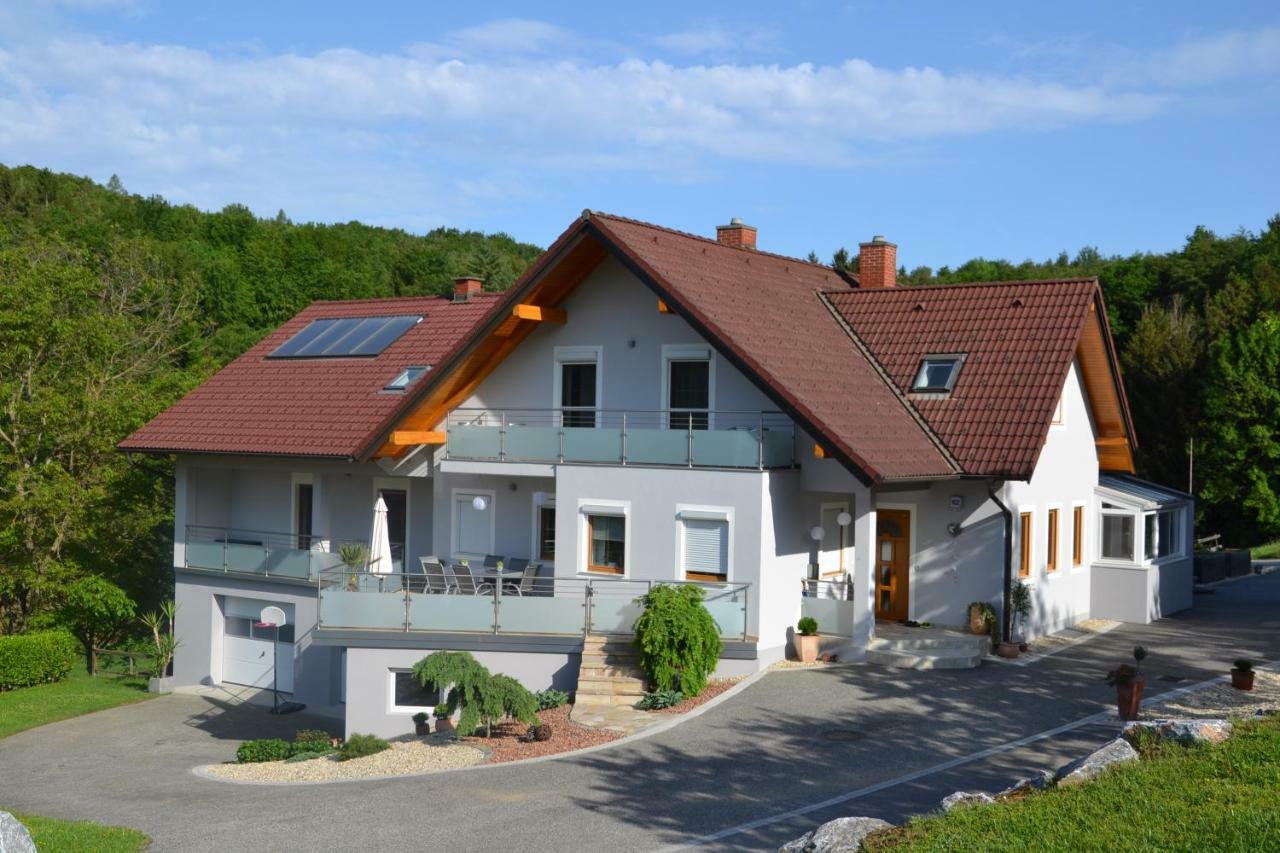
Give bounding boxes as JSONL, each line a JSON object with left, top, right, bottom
{"left": 1019, "top": 511, "right": 1033, "bottom": 578}
{"left": 389, "top": 430, "right": 445, "bottom": 447}
{"left": 1046, "top": 508, "right": 1059, "bottom": 572}
{"left": 512, "top": 304, "right": 567, "bottom": 323}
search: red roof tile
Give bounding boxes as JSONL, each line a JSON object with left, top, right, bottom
{"left": 120, "top": 294, "right": 502, "bottom": 457}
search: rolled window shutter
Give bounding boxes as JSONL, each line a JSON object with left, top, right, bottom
{"left": 684, "top": 519, "right": 727, "bottom": 577}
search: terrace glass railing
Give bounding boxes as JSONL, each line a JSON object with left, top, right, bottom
{"left": 183, "top": 526, "right": 385, "bottom": 582}
{"left": 316, "top": 570, "right": 751, "bottom": 640}
{"left": 444, "top": 408, "right": 796, "bottom": 469}
{"left": 800, "top": 577, "right": 856, "bottom": 638}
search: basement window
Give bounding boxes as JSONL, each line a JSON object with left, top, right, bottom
{"left": 384, "top": 365, "right": 430, "bottom": 392}
{"left": 911, "top": 355, "right": 964, "bottom": 393}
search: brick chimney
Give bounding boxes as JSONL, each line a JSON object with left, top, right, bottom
{"left": 857, "top": 236, "right": 897, "bottom": 288}
{"left": 716, "top": 217, "right": 757, "bottom": 250}
{"left": 453, "top": 275, "right": 484, "bottom": 301}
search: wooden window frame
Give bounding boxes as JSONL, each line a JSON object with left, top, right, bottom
{"left": 1046, "top": 508, "right": 1059, "bottom": 572}
{"left": 1072, "top": 505, "right": 1084, "bottom": 566}
{"left": 586, "top": 513, "right": 626, "bottom": 575}
{"left": 1019, "top": 511, "right": 1033, "bottom": 578}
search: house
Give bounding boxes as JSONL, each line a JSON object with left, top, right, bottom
{"left": 120, "top": 211, "right": 1194, "bottom": 737}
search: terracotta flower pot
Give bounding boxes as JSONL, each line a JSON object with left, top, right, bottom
{"left": 968, "top": 609, "right": 988, "bottom": 635}
{"left": 1116, "top": 673, "right": 1146, "bottom": 721}
{"left": 1231, "top": 668, "right": 1255, "bottom": 691}
{"left": 997, "top": 641, "right": 1020, "bottom": 659}
{"left": 795, "top": 633, "right": 820, "bottom": 663}
{"left": 414, "top": 722, "right": 431, "bottom": 736}
{"left": 434, "top": 718, "right": 455, "bottom": 735}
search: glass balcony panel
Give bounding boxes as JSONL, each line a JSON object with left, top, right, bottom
{"left": 701, "top": 592, "right": 746, "bottom": 638}
{"left": 761, "top": 428, "right": 796, "bottom": 467}
{"left": 801, "top": 598, "right": 856, "bottom": 637}
{"left": 320, "top": 589, "right": 404, "bottom": 629}
{"left": 265, "top": 547, "right": 312, "bottom": 578}
{"left": 186, "top": 539, "right": 225, "bottom": 570}
{"left": 588, "top": 597, "right": 644, "bottom": 634}
{"left": 408, "top": 593, "right": 494, "bottom": 632}
{"left": 496, "top": 595, "right": 585, "bottom": 634}
{"left": 625, "top": 428, "right": 689, "bottom": 465}
{"left": 505, "top": 425, "right": 562, "bottom": 460}
{"left": 450, "top": 424, "right": 502, "bottom": 459}
{"left": 563, "top": 427, "right": 623, "bottom": 463}
{"left": 226, "top": 543, "right": 269, "bottom": 574}
{"left": 692, "top": 429, "right": 760, "bottom": 468}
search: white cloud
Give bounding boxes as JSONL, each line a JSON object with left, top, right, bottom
{"left": 655, "top": 22, "right": 780, "bottom": 57}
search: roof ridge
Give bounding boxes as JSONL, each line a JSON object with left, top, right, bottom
{"left": 589, "top": 210, "right": 844, "bottom": 274}
{"left": 308, "top": 293, "right": 502, "bottom": 306}
{"left": 823, "top": 276, "right": 1098, "bottom": 296}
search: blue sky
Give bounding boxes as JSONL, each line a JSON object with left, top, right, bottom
{"left": 2, "top": 1, "right": 1278, "bottom": 268}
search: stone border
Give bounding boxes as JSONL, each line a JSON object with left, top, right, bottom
{"left": 191, "top": 666, "right": 770, "bottom": 786}
{"left": 985, "top": 621, "right": 1121, "bottom": 668}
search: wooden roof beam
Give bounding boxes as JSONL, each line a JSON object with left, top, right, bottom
{"left": 389, "top": 430, "right": 446, "bottom": 447}
{"left": 512, "top": 304, "right": 566, "bottom": 323}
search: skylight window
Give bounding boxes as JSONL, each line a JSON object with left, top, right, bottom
{"left": 269, "top": 315, "right": 422, "bottom": 359}
{"left": 385, "top": 365, "right": 430, "bottom": 391}
{"left": 912, "top": 354, "right": 964, "bottom": 393}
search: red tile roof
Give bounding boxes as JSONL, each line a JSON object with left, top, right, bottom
{"left": 119, "top": 294, "right": 502, "bottom": 458}
{"left": 825, "top": 279, "right": 1101, "bottom": 477}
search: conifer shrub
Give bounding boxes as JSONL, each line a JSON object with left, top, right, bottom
{"left": 632, "top": 584, "right": 722, "bottom": 697}
{"left": 412, "top": 651, "right": 538, "bottom": 737}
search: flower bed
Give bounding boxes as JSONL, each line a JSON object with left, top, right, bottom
{"left": 203, "top": 739, "right": 485, "bottom": 783}
{"left": 461, "top": 704, "right": 621, "bottom": 763}
{"left": 649, "top": 677, "right": 743, "bottom": 714}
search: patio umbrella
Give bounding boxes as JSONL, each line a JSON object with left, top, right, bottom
{"left": 368, "top": 496, "right": 393, "bottom": 582}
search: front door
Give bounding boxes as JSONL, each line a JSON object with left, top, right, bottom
{"left": 875, "top": 509, "right": 911, "bottom": 621}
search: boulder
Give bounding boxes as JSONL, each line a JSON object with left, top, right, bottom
{"left": 1122, "top": 718, "right": 1233, "bottom": 746}
{"left": 997, "top": 769, "right": 1055, "bottom": 798}
{"left": 1055, "top": 738, "right": 1138, "bottom": 786}
{"left": 0, "top": 812, "right": 36, "bottom": 853}
{"left": 940, "top": 791, "right": 995, "bottom": 812}
{"left": 779, "top": 817, "right": 894, "bottom": 853}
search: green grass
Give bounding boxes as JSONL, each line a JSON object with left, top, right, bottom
{"left": 6, "top": 810, "right": 150, "bottom": 852}
{"left": 0, "top": 668, "right": 152, "bottom": 739}
{"left": 1250, "top": 540, "right": 1280, "bottom": 559}
{"left": 865, "top": 716, "right": 1280, "bottom": 852}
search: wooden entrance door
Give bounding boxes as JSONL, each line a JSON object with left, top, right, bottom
{"left": 875, "top": 509, "right": 911, "bottom": 621}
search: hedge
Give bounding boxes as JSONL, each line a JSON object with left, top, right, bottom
{"left": 0, "top": 630, "right": 80, "bottom": 690}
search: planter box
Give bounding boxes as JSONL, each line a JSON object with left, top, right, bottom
{"left": 148, "top": 676, "right": 174, "bottom": 694}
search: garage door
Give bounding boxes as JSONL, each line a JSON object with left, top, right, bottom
{"left": 222, "top": 597, "right": 295, "bottom": 693}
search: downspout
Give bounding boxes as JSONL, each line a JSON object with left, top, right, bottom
{"left": 987, "top": 479, "right": 1013, "bottom": 643}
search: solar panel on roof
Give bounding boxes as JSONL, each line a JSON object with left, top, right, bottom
{"left": 269, "top": 315, "right": 422, "bottom": 359}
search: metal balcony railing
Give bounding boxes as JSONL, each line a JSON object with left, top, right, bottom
{"left": 183, "top": 525, "right": 401, "bottom": 582}
{"left": 444, "top": 408, "right": 796, "bottom": 469}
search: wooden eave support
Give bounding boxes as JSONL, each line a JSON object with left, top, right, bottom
{"left": 658, "top": 299, "right": 673, "bottom": 314}
{"left": 389, "top": 430, "right": 446, "bottom": 447}
{"left": 512, "top": 304, "right": 566, "bottom": 323}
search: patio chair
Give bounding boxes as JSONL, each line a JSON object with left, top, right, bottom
{"left": 451, "top": 562, "right": 493, "bottom": 595}
{"left": 404, "top": 558, "right": 427, "bottom": 593}
{"left": 501, "top": 559, "right": 536, "bottom": 596}
{"left": 419, "top": 557, "right": 452, "bottom": 594}
{"left": 482, "top": 554, "right": 507, "bottom": 569}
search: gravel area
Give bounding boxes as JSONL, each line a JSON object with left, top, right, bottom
{"left": 1147, "top": 669, "right": 1280, "bottom": 719}
{"left": 202, "top": 739, "right": 485, "bottom": 783}
{"left": 461, "top": 704, "right": 621, "bottom": 763}
{"left": 652, "top": 677, "right": 743, "bottom": 714}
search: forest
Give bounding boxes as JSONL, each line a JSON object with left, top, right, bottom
{"left": 1, "top": 162, "right": 1278, "bottom": 635}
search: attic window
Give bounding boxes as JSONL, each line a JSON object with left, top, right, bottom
{"left": 912, "top": 355, "right": 964, "bottom": 393}
{"left": 269, "top": 315, "right": 422, "bottom": 359}
{"left": 385, "top": 365, "right": 430, "bottom": 391}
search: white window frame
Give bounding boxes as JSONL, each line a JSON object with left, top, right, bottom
{"left": 450, "top": 487, "right": 496, "bottom": 560}
{"left": 817, "top": 501, "right": 851, "bottom": 577}
{"left": 1150, "top": 506, "right": 1185, "bottom": 563}
{"left": 530, "top": 492, "right": 557, "bottom": 563}
{"left": 373, "top": 476, "right": 411, "bottom": 568}
{"left": 660, "top": 344, "right": 716, "bottom": 429}
{"left": 1070, "top": 500, "right": 1089, "bottom": 574}
{"left": 386, "top": 668, "right": 439, "bottom": 715}
{"left": 675, "top": 504, "right": 733, "bottom": 583}
{"left": 290, "top": 472, "right": 313, "bottom": 545}
{"left": 1044, "top": 503, "right": 1064, "bottom": 580}
{"left": 1097, "top": 506, "right": 1139, "bottom": 566}
{"left": 553, "top": 345, "right": 603, "bottom": 427}
{"left": 577, "top": 498, "right": 630, "bottom": 578}
{"left": 1050, "top": 392, "right": 1066, "bottom": 429}
{"left": 910, "top": 353, "right": 965, "bottom": 393}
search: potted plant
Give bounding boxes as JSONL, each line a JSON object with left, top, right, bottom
{"left": 434, "top": 707, "right": 455, "bottom": 735}
{"left": 1106, "top": 646, "right": 1148, "bottom": 720}
{"left": 412, "top": 711, "right": 431, "bottom": 736}
{"left": 339, "top": 543, "right": 369, "bottom": 590}
{"left": 794, "top": 617, "right": 820, "bottom": 663}
{"left": 1010, "top": 580, "right": 1032, "bottom": 652}
{"left": 967, "top": 602, "right": 994, "bottom": 636}
{"left": 1231, "top": 658, "right": 1255, "bottom": 691}
{"left": 142, "top": 600, "right": 179, "bottom": 694}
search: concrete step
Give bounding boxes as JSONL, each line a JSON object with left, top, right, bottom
{"left": 579, "top": 664, "right": 646, "bottom": 680}
{"left": 574, "top": 692, "right": 644, "bottom": 707}
{"left": 582, "top": 640, "right": 638, "bottom": 655}
{"left": 577, "top": 677, "right": 647, "bottom": 697}
{"left": 865, "top": 648, "right": 985, "bottom": 670}
{"left": 867, "top": 633, "right": 989, "bottom": 654}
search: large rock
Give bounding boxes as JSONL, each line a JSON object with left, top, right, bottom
{"left": 0, "top": 812, "right": 36, "bottom": 853}
{"left": 1055, "top": 738, "right": 1139, "bottom": 786}
{"left": 997, "top": 769, "right": 1055, "bottom": 798}
{"left": 779, "top": 817, "right": 894, "bottom": 853}
{"left": 1122, "top": 718, "right": 1233, "bottom": 746}
{"left": 940, "top": 791, "right": 995, "bottom": 812}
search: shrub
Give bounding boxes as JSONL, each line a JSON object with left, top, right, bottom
{"left": 535, "top": 688, "right": 570, "bottom": 710}
{"left": 412, "top": 711, "right": 429, "bottom": 725}
{"left": 412, "top": 651, "right": 538, "bottom": 737}
{"left": 236, "top": 738, "right": 291, "bottom": 763}
{"left": 0, "top": 630, "right": 79, "bottom": 690}
{"left": 59, "top": 576, "right": 136, "bottom": 674}
{"left": 337, "top": 733, "right": 390, "bottom": 761}
{"left": 632, "top": 584, "right": 722, "bottom": 697}
{"left": 797, "top": 616, "right": 819, "bottom": 636}
{"left": 1234, "top": 658, "right": 1254, "bottom": 671}
{"left": 636, "top": 689, "right": 684, "bottom": 710}
{"left": 291, "top": 729, "right": 333, "bottom": 755}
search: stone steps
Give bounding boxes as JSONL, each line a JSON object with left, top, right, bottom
{"left": 576, "top": 633, "right": 648, "bottom": 706}
{"left": 865, "top": 628, "right": 988, "bottom": 670}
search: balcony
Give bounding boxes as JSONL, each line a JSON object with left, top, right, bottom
{"left": 316, "top": 570, "right": 751, "bottom": 640}
{"left": 183, "top": 525, "right": 384, "bottom": 582}
{"left": 444, "top": 408, "right": 796, "bottom": 469}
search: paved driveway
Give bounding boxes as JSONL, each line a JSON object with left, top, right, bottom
{"left": 3, "top": 574, "right": 1277, "bottom": 853}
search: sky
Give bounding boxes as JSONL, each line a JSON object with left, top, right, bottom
{"left": 1, "top": 1, "right": 1278, "bottom": 268}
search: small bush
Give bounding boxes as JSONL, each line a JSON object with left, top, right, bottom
{"left": 236, "top": 738, "right": 291, "bottom": 763}
{"left": 337, "top": 733, "right": 390, "bottom": 761}
{"left": 797, "top": 616, "right": 819, "bottom": 636}
{"left": 637, "top": 689, "right": 685, "bottom": 710}
{"left": 1234, "top": 658, "right": 1254, "bottom": 671}
{"left": 291, "top": 729, "right": 333, "bottom": 755}
{"left": 535, "top": 688, "right": 570, "bottom": 710}
{"left": 632, "top": 584, "right": 722, "bottom": 698}
{"left": 284, "top": 750, "right": 331, "bottom": 763}
{"left": 0, "top": 630, "right": 80, "bottom": 690}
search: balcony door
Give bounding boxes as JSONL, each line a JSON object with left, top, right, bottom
{"left": 664, "top": 345, "right": 712, "bottom": 430}
{"left": 377, "top": 485, "right": 407, "bottom": 572}
{"left": 874, "top": 508, "right": 911, "bottom": 621}
{"left": 556, "top": 347, "right": 600, "bottom": 428}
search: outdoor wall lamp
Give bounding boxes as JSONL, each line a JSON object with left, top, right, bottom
{"left": 472, "top": 495, "right": 488, "bottom": 511}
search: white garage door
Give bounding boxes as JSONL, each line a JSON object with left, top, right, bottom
{"left": 222, "top": 597, "right": 295, "bottom": 693}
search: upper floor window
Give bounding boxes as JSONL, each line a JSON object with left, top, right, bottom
{"left": 384, "top": 365, "right": 430, "bottom": 391}
{"left": 669, "top": 360, "right": 710, "bottom": 430}
{"left": 556, "top": 347, "right": 600, "bottom": 428}
{"left": 912, "top": 354, "right": 964, "bottom": 393}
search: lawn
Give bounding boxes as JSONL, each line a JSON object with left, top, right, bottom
{"left": 0, "top": 668, "right": 152, "bottom": 739}
{"left": 6, "top": 810, "right": 150, "bottom": 852}
{"left": 1251, "top": 540, "right": 1280, "bottom": 559}
{"left": 865, "top": 716, "right": 1280, "bottom": 851}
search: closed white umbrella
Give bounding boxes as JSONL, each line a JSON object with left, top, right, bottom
{"left": 368, "top": 496, "right": 393, "bottom": 581}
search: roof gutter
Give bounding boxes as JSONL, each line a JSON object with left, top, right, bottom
{"left": 987, "top": 478, "right": 1014, "bottom": 644}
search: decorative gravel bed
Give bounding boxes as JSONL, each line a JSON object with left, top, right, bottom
{"left": 1146, "top": 669, "right": 1280, "bottom": 719}
{"left": 203, "top": 739, "right": 485, "bottom": 783}
{"left": 652, "top": 677, "right": 744, "bottom": 714}
{"left": 461, "top": 704, "right": 622, "bottom": 762}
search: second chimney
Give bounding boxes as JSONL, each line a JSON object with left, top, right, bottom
{"left": 453, "top": 275, "right": 484, "bottom": 301}
{"left": 857, "top": 236, "right": 897, "bottom": 288}
{"left": 716, "top": 217, "right": 757, "bottom": 250}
